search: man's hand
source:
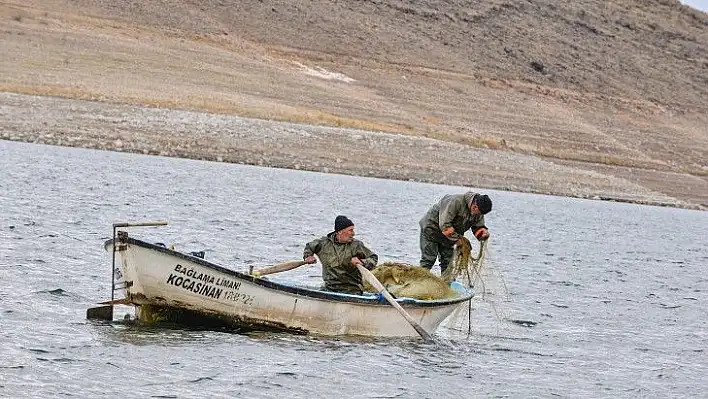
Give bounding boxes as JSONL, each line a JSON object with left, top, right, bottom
{"left": 304, "top": 255, "right": 317, "bottom": 264}
{"left": 351, "top": 257, "right": 363, "bottom": 266}
{"left": 474, "top": 227, "right": 490, "bottom": 241}
{"left": 442, "top": 227, "right": 455, "bottom": 237}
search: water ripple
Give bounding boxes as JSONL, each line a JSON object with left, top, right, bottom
{"left": 1, "top": 141, "right": 707, "bottom": 398}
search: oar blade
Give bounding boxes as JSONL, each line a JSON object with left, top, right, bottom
{"left": 412, "top": 323, "right": 433, "bottom": 342}
{"left": 86, "top": 305, "right": 113, "bottom": 321}
{"left": 356, "top": 265, "right": 434, "bottom": 342}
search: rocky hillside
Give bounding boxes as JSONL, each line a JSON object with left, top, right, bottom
{"left": 1, "top": 0, "right": 707, "bottom": 207}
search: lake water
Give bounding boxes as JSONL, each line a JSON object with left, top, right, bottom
{"left": 1, "top": 140, "right": 706, "bottom": 398}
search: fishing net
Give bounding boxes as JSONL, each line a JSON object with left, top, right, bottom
{"left": 365, "top": 237, "right": 510, "bottom": 336}
{"left": 440, "top": 237, "right": 510, "bottom": 336}
{"left": 441, "top": 236, "right": 484, "bottom": 284}
{"left": 364, "top": 262, "right": 458, "bottom": 300}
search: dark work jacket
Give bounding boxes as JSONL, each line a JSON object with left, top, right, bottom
{"left": 419, "top": 191, "right": 486, "bottom": 245}
{"left": 303, "top": 232, "right": 378, "bottom": 294}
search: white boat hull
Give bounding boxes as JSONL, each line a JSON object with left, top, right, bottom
{"left": 106, "top": 236, "right": 472, "bottom": 338}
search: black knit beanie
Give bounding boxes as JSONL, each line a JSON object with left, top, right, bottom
{"left": 334, "top": 215, "right": 354, "bottom": 232}
{"left": 475, "top": 194, "right": 492, "bottom": 214}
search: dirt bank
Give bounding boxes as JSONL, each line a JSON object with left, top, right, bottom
{"left": 1, "top": 1, "right": 706, "bottom": 209}
{"left": 1, "top": 92, "right": 697, "bottom": 209}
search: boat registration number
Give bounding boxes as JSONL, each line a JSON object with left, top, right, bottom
{"left": 223, "top": 290, "right": 255, "bottom": 306}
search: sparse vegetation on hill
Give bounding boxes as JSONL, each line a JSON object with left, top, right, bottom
{"left": 1, "top": 0, "right": 706, "bottom": 208}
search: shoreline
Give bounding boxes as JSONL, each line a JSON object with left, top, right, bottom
{"left": 2, "top": 92, "right": 703, "bottom": 212}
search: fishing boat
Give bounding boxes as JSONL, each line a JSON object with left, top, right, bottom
{"left": 87, "top": 222, "right": 474, "bottom": 339}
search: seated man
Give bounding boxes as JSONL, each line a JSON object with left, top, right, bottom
{"left": 303, "top": 215, "right": 378, "bottom": 295}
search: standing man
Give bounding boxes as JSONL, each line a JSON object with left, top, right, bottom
{"left": 419, "top": 192, "right": 492, "bottom": 274}
{"left": 303, "top": 215, "right": 378, "bottom": 295}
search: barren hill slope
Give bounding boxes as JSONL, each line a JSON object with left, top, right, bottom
{"left": 1, "top": 0, "right": 707, "bottom": 208}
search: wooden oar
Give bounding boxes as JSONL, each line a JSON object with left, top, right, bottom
{"left": 87, "top": 294, "right": 132, "bottom": 320}
{"left": 356, "top": 264, "right": 434, "bottom": 342}
{"left": 251, "top": 260, "right": 307, "bottom": 277}
{"left": 86, "top": 305, "right": 113, "bottom": 320}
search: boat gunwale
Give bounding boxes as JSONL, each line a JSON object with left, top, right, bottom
{"left": 104, "top": 237, "right": 473, "bottom": 308}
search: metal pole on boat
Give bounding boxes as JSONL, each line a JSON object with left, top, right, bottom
{"left": 112, "top": 221, "right": 169, "bottom": 228}
{"left": 87, "top": 220, "right": 167, "bottom": 321}
{"left": 111, "top": 221, "right": 168, "bottom": 302}
{"left": 111, "top": 225, "right": 116, "bottom": 303}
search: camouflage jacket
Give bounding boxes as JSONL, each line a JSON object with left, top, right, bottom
{"left": 303, "top": 232, "right": 378, "bottom": 294}
{"left": 419, "top": 191, "right": 487, "bottom": 243}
